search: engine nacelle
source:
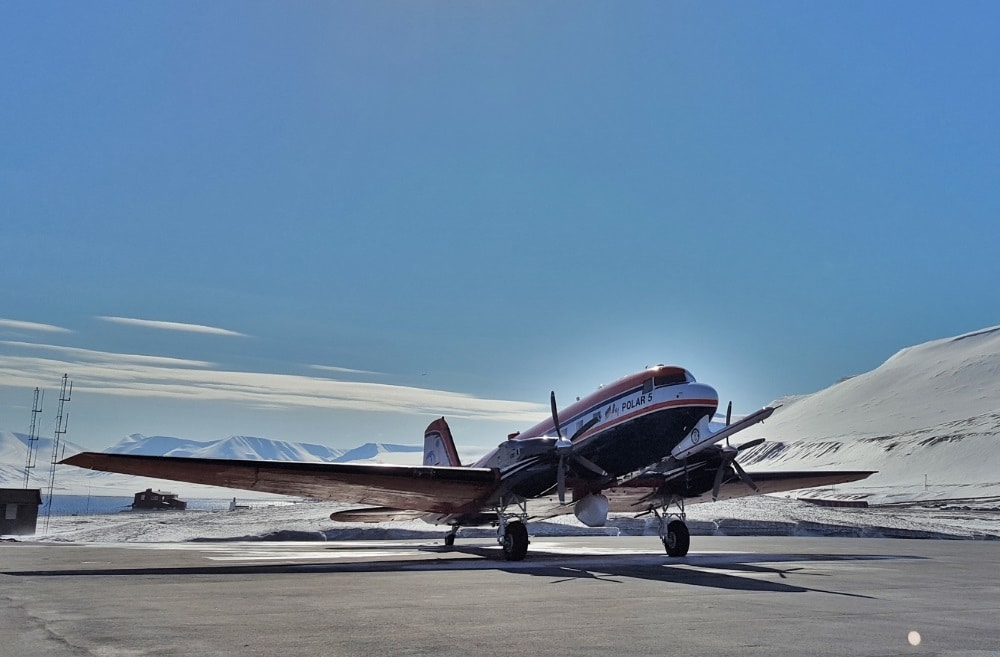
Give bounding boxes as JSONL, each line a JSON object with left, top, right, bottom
{"left": 574, "top": 493, "right": 609, "bottom": 527}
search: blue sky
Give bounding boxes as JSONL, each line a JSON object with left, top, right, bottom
{"left": 2, "top": 2, "right": 998, "bottom": 457}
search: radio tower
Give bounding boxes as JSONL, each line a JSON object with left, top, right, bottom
{"left": 42, "top": 374, "right": 72, "bottom": 533}
{"left": 23, "top": 387, "right": 44, "bottom": 489}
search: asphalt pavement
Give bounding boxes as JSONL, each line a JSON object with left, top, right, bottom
{"left": 2, "top": 535, "right": 998, "bottom": 656}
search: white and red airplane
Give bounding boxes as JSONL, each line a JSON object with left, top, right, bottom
{"left": 62, "top": 364, "right": 874, "bottom": 560}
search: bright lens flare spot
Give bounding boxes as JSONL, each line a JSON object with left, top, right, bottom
{"left": 908, "top": 631, "right": 922, "bottom": 646}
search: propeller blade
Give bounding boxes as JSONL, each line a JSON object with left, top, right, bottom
{"left": 712, "top": 457, "right": 729, "bottom": 500}
{"left": 725, "top": 401, "right": 733, "bottom": 446}
{"left": 736, "top": 438, "right": 766, "bottom": 452}
{"left": 571, "top": 453, "right": 609, "bottom": 478}
{"left": 571, "top": 413, "right": 601, "bottom": 442}
{"left": 557, "top": 456, "right": 567, "bottom": 504}
{"left": 732, "top": 460, "right": 759, "bottom": 492}
{"left": 550, "top": 391, "right": 564, "bottom": 441}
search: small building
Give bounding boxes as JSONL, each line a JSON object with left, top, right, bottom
{"left": 132, "top": 488, "right": 187, "bottom": 511}
{"left": 0, "top": 488, "right": 43, "bottom": 536}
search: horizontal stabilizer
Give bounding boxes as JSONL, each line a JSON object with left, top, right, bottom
{"left": 330, "top": 508, "right": 428, "bottom": 523}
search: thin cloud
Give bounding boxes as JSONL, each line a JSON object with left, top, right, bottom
{"left": 0, "top": 341, "right": 216, "bottom": 368}
{"left": 0, "top": 344, "right": 548, "bottom": 423}
{"left": 0, "top": 318, "right": 72, "bottom": 334}
{"left": 97, "top": 316, "right": 248, "bottom": 337}
{"left": 308, "top": 364, "right": 384, "bottom": 376}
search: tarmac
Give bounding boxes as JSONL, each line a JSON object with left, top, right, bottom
{"left": 1, "top": 535, "right": 998, "bottom": 657}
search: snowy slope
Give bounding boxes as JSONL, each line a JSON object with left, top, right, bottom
{"left": 738, "top": 326, "right": 1000, "bottom": 503}
{"left": 0, "top": 431, "right": 85, "bottom": 487}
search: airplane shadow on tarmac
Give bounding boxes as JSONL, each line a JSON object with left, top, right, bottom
{"left": 3, "top": 541, "right": 921, "bottom": 598}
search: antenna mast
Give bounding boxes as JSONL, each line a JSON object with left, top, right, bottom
{"left": 42, "top": 373, "right": 72, "bottom": 533}
{"left": 23, "top": 387, "right": 44, "bottom": 489}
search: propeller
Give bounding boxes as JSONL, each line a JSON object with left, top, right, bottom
{"left": 711, "top": 401, "right": 765, "bottom": 500}
{"left": 550, "top": 391, "right": 609, "bottom": 504}
{"left": 725, "top": 401, "right": 733, "bottom": 445}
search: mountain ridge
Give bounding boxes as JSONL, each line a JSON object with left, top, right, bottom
{"left": 0, "top": 433, "right": 423, "bottom": 497}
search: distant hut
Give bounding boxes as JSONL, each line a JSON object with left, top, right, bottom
{"left": 132, "top": 488, "right": 187, "bottom": 511}
{"left": 0, "top": 488, "right": 43, "bottom": 536}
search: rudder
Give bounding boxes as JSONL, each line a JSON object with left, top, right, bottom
{"left": 424, "top": 417, "right": 462, "bottom": 467}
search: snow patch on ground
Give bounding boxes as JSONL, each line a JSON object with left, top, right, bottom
{"left": 18, "top": 494, "right": 1000, "bottom": 545}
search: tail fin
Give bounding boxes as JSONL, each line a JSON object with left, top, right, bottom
{"left": 424, "top": 417, "right": 462, "bottom": 467}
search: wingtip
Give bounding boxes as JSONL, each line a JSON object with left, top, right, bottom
{"left": 58, "top": 452, "right": 94, "bottom": 467}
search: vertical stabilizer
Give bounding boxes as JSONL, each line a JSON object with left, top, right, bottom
{"left": 424, "top": 417, "right": 462, "bottom": 467}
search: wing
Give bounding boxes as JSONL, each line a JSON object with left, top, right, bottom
{"left": 61, "top": 453, "right": 501, "bottom": 515}
{"left": 705, "top": 470, "right": 876, "bottom": 502}
{"left": 606, "top": 469, "right": 877, "bottom": 512}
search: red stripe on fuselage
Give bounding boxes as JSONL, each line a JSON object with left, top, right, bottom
{"left": 568, "top": 398, "right": 718, "bottom": 445}
{"left": 516, "top": 366, "right": 694, "bottom": 440}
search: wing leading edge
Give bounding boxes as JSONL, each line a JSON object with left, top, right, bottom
{"left": 61, "top": 453, "right": 501, "bottom": 515}
{"left": 607, "top": 469, "right": 877, "bottom": 511}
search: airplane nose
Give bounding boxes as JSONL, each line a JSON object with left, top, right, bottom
{"left": 671, "top": 381, "right": 719, "bottom": 407}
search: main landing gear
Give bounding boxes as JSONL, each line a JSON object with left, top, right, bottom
{"left": 653, "top": 496, "right": 690, "bottom": 557}
{"left": 662, "top": 520, "right": 690, "bottom": 557}
{"left": 496, "top": 500, "right": 530, "bottom": 561}
{"left": 501, "top": 521, "right": 529, "bottom": 561}
{"left": 442, "top": 517, "right": 529, "bottom": 560}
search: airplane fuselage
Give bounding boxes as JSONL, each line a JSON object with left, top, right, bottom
{"left": 476, "top": 365, "right": 719, "bottom": 503}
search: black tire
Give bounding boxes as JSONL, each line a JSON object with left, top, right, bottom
{"left": 501, "top": 521, "right": 529, "bottom": 561}
{"left": 444, "top": 533, "right": 456, "bottom": 548}
{"left": 663, "top": 520, "right": 690, "bottom": 557}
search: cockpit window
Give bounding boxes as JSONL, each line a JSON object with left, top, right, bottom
{"left": 654, "top": 368, "right": 692, "bottom": 387}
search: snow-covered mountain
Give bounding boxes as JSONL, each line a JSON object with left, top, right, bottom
{"left": 106, "top": 434, "right": 352, "bottom": 462}
{"left": 0, "top": 432, "right": 422, "bottom": 497}
{"left": 738, "top": 325, "right": 1000, "bottom": 503}
{"left": 0, "top": 431, "right": 85, "bottom": 487}
{"left": 100, "top": 434, "right": 424, "bottom": 465}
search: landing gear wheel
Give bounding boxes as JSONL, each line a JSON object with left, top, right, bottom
{"left": 444, "top": 533, "right": 456, "bottom": 548}
{"left": 662, "top": 520, "right": 690, "bottom": 557}
{"left": 501, "top": 521, "right": 529, "bottom": 561}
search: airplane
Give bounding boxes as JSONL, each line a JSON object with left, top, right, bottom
{"left": 62, "top": 364, "right": 875, "bottom": 561}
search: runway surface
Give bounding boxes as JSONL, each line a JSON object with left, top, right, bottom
{"left": 2, "top": 535, "right": 998, "bottom": 656}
